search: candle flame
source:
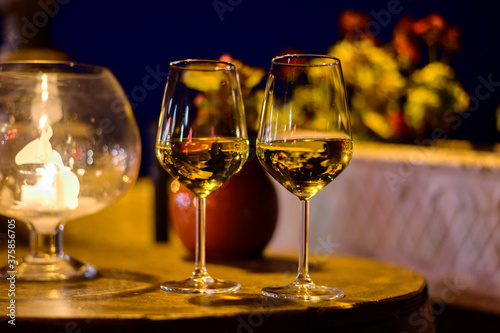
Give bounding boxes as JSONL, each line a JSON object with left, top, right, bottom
{"left": 42, "top": 91, "right": 49, "bottom": 102}
{"left": 41, "top": 74, "right": 48, "bottom": 90}
{"left": 39, "top": 114, "right": 48, "bottom": 129}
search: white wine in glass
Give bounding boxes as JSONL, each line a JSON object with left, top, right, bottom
{"left": 257, "top": 54, "right": 353, "bottom": 300}
{"left": 156, "top": 59, "right": 249, "bottom": 293}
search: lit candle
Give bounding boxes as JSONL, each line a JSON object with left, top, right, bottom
{"left": 15, "top": 73, "right": 80, "bottom": 222}
{"left": 18, "top": 151, "right": 80, "bottom": 211}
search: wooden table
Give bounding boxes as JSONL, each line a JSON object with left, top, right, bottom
{"left": 1, "top": 241, "right": 434, "bottom": 333}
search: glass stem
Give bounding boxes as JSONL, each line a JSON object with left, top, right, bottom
{"left": 296, "top": 199, "right": 312, "bottom": 284}
{"left": 29, "top": 225, "right": 63, "bottom": 259}
{"left": 192, "top": 197, "right": 209, "bottom": 279}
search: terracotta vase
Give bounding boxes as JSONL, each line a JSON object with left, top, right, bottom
{"left": 167, "top": 143, "right": 278, "bottom": 260}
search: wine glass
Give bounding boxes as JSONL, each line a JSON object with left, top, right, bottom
{"left": 156, "top": 59, "right": 248, "bottom": 293}
{"left": 0, "top": 61, "right": 141, "bottom": 281}
{"left": 256, "top": 54, "right": 352, "bottom": 300}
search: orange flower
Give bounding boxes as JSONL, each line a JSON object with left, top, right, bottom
{"left": 440, "top": 26, "right": 462, "bottom": 54}
{"left": 387, "top": 110, "right": 410, "bottom": 138}
{"left": 393, "top": 16, "right": 420, "bottom": 66}
{"left": 338, "top": 9, "right": 376, "bottom": 43}
{"left": 394, "top": 36, "right": 421, "bottom": 67}
{"left": 339, "top": 9, "right": 370, "bottom": 35}
{"left": 394, "top": 15, "right": 415, "bottom": 35}
{"left": 413, "top": 13, "right": 447, "bottom": 45}
{"left": 427, "top": 13, "right": 446, "bottom": 30}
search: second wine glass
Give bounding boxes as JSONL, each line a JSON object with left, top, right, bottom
{"left": 257, "top": 54, "right": 353, "bottom": 300}
{"left": 156, "top": 59, "right": 248, "bottom": 293}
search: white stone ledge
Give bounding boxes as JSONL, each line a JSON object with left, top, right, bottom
{"left": 268, "top": 141, "right": 500, "bottom": 313}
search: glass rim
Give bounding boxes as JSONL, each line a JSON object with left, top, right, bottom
{"left": 272, "top": 54, "right": 341, "bottom": 67}
{"left": 169, "top": 59, "right": 236, "bottom": 71}
{"left": 0, "top": 60, "right": 114, "bottom": 80}
{"left": 0, "top": 60, "right": 109, "bottom": 74}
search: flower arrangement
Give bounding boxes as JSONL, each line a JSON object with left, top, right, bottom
{"left": 213, "top": 12, "right": 469, "bottom": 143}
{"left": 219, "top": 54, "right": 266, "bottom": 133}
{"left": 176, "top": 54, "right": 266, "bottom": 133}
{"left": 330, "top": 10, "right": 470, "bottom": 142}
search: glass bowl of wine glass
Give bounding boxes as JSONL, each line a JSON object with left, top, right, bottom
{"left": 156, "top": 59, "right": 248, "bottom": 293}
{"left": 257, "top": 54, "right": 352, "bottom": 300}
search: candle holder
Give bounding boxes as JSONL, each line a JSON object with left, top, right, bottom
{"left": 0, "top": 62, "right": 141, "bottom": 281}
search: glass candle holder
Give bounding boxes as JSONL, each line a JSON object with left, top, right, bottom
{"left": 0, "top": 61, "right": 141, "bottom": 281}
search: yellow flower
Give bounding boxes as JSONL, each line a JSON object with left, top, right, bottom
{"left": 411, "top": 62, "right": 455, "bottom": 87}
{"left": 362, "top": 110, "right": 394, "bottom": 139}
{"left": 182, "top": 71, "right": 225, "bottom": 91}
{"left": 405, "top": 62, "right": 469, "bottom": 131}
{"left": 407, "top": 87, "right": 441, "bottom": 108}
{"left": 329, "top": 40, "right": 405, "bottom": 99}
{"left": 404, "top": 87, "right": 440, "bottom": 130}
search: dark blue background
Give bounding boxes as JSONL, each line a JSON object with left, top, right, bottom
{"left": 39, "top": 0, "right": 500, "bottom": 170}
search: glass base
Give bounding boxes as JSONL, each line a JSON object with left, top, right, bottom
{"left": 0, "top": 254, "right": 97, "bottom": 281}
{"left": 161, "top": 276, "right": 241, "bottom": 294}
{"left": 262, "top": 281, "right": 345, "bottom": 301}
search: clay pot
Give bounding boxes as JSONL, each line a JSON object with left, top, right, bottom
{"left": 168, "top": 148, "right": 278, "bottom": 260}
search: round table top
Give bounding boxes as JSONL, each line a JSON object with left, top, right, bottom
{"left": 1, "top": 241, "right": 432, "bottom": 332}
